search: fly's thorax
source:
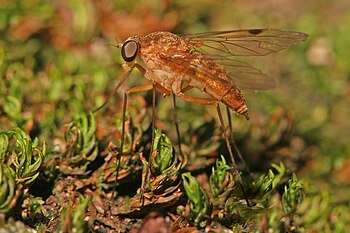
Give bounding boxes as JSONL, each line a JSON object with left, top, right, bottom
{"left": 139, "top": 52, "right": 182, "bottom": 93}
{"left": 140, "top": 32, "right": 184, "bottom": 47}
{"left": 139, "top": 32, "right": 193, "bottom": 59}
{"left": 137, "top": 32, "right": 193, "bottom": 93}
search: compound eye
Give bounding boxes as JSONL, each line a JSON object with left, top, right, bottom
{"left": 121, "top": 40, "right": 139, "bottom": 62}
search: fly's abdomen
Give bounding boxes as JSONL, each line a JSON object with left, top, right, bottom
{"left": 221, "top": 87, "right": 249, "bottom": 119}
{"left": 205, "top": 79, "right": 249, "bottom": 119}
{"left": 191, "top": 64, "right": 249, "bottom": 119}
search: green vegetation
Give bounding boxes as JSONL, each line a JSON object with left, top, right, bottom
{"left": 1, "top": 0, "right": 349, "bottom": 232}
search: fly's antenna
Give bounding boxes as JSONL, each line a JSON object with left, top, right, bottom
{"left": 107, "top": 36, "right": 122, "bottom": 48}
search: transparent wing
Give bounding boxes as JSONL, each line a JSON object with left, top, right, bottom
{"left": 159, "top": 52, "right": 276, "bottom": 91}
{"left": 214, "top": 58, "right": 277, "bottom": 90}
{"left": 183, "top": 28, "right": 308, "bottom": 57}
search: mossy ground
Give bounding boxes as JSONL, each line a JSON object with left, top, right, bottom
{"left": 1, "top": 0, "right": 350, "bottom": 232}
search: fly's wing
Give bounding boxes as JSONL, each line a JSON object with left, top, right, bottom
{"left": 183, "top": 29, "right": 308, "bottom": 57}
{"left": 215, "top": 58, "right": 277, "bottom": 90}
{"left": 178, "top": 29, "right": 307, "bottom": 90}
{"left": 159, "top": 51, "right": 275, "bottom": 91}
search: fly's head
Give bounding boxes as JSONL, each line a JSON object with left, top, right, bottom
{"left": 121, "top": 35, "right": 141, "bottom": 63}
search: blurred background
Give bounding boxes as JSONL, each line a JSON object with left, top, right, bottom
{"left": 1, "top": 0, "right": 350, "bottom": 230}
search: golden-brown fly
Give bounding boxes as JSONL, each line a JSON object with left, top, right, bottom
{"left": 118, "top": 29, "right": 308, "bottom": 119}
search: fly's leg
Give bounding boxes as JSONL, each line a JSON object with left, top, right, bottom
{"left": 172, "top": 93, "right": 183, "bottom": 157}
{"left": 126, "top": 64, "right": 174, "bottom": 206}
{"left": 171, "top": 85, "right": 196, "bottom": 158}
{"left": 108, "top": 66, "right": 136, "bottom": 200}
{"left": 104, "top": 65, "right": 135, "bottom": 215}
{"left": 96, "top": 65, "right": 141, "bottom": 204}
{"left": 126, "top": 84, "right": 158, "bottom": 206}
{"left": 177, "top": 93, "right": 218, "bottom": 105}
{"left": 217, "top": 104, "right": 251, "bottom": 207}
{"left": 226, "top": 107, "right": 248, "bottom": 170}
{"left": 111, "top": 65, "right": 152, "bottom": 196}
{"left": 93, "top": 65, "right": 134, "bottom": 113}
{"left": 140, "top": 84, "right": 157, "bottom": 206}
{"left": 112, "top": 92, "right": 128, "bottom": 199}
{"left": 107, "top": 92, "right": 128, "bottom": 215}
{"left": 109, "top": 62, "right": 169, "bottom": 205}
{"left": 132, "top": 82, "right": 174, "bottom": 206}
{"left": 112, "top": 83, "right": 155, "bottom": 198}
{"left": 177, "top": 92, "right": 251, "bottom": 206}
{"left": 176, "top": 94, "right": 237, "bottom": 166}
{"left": 180, "top": 84, "right": 194, "bottom": 93}
{"left": 177, "top": 92, "right": 239, "bottom": 174}
{"left": 118, "top": 83, "right": 156, "bottom": 206}
{"left": 131, "top": 65, "right": 165, "bottom": 205}
{"left": 216, "top": 104, "right": 242, "bottom": 184}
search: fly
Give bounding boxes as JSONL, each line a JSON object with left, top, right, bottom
{"left": 117, "top": 29, "right": 308, "bottom": 119}
{"left": 108, "top": 28, "right": 308, "bottom": 204}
